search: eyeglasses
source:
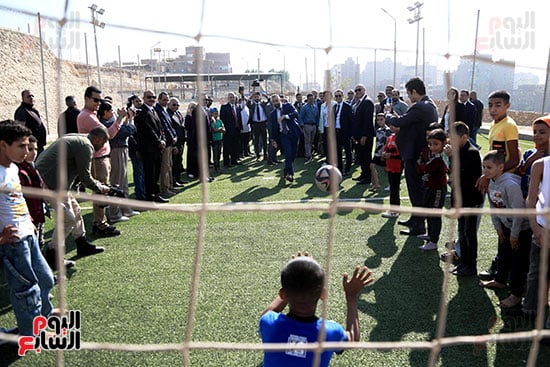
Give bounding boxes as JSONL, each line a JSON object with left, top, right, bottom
{"left": 145, "top": 95, "right": 156, "bottom": 99}
{"left": 91, "top": 97, "right": 102, "bottom": 103}
{"left": 355, "top": 89, "right": 363, "bottom": 92}
{"left": 171, "top": 104, "right": 179, "bottom": 107}
{"left": 334, "top": 94, "right": 343, "bottom": 97}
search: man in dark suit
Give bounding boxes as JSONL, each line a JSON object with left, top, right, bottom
{"left": 219, "top": 92, "right": 242, "bottom": 167}
{"left": 351, "top": 84, "right": 375, "bottom": 185}
{"left": 268, "top": 94, "right": 301, "bottom": 182}
{"left": 469, "top": 90, "right": 484, "bottom": 147}
{"left": 247, "top": 91, "right": 269, "bottom": 161}
{"left": 388, "top": 77, "right": 439, "bottom": 236}
{"left": 134, "top": 90, "right": 168, "bottom": 203}
{"left": 332, "top": 89, "right": 353, "bottom": 176}
{"left": 14, "top": 90, "right": 47, "bottom": 155}
{"left": 58, "top": 95, "right": 80, "bottom": 135}
{"left": 459, "top": 89, "right": 479, "bottom": 146}
{"left": 154, "top": 92, "right": 178, "bottom": 196}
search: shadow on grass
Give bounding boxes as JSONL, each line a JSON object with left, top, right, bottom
{"left": 364, "top": 219, "right": 398, "bottom": 269}
{"left": 359, "top": 236, "right": 443, "bottom": 365}
{"left": 439, "top": 276, "right": 495, "bottom": 366}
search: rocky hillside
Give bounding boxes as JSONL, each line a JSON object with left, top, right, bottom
{"left": 0, "top": 27, "right": 142, "bottom": 138}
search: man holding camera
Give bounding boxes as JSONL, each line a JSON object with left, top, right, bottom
{"left": 77, "top": 86, "right": 127, "bottom": 236}
{"left": 36, "top": 127, "right": 113, "bottom": 270}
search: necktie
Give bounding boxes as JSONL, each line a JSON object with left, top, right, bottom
{"left": 335, "top": 103, "right": 340, "bottom": 117}
{"left": 232, "top": 105, "right": 239, "bottom": 128}
{"left": 256, "top": 103, "right": 261, "bottom": 121}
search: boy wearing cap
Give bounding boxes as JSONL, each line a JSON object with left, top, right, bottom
{"left": 210, "top": 108, "right": 225, "bottom": 173}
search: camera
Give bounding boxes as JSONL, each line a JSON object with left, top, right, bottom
{"left": 107, "top": 185, "right": 125, "bottom": 198}
{"left": 97, "top": 185, "right": 125, "bottom": 208}
{"left": 251, "top": 79, "right": 260, "bottom": 87}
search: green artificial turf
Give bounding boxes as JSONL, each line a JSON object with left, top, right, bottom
{"left": 1, "top": 131, "right": 550, "bottom": 366}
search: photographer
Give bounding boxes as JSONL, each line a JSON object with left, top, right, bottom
{"left": 35, "top": 127, "right": 113, "bottom": 269}
{"left": 98, "top": 101, "right": 139, "bottom": 223}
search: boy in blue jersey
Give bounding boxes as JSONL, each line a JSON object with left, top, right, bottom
{"left": 259, "top": 252, "right": 373, "bottom": 366}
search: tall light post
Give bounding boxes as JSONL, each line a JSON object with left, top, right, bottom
{"left": 381, "top": 8, "right": 397, "bottom": 88}
{"left": 407, "top": 2, "right": 423, "bottom": 76}
{"left": 257, "top": 53, "right": 261, "bottom": 80}
{"left": 241, "top": 57, "right": 249, "bottom": 73}
{"left": 306, "top": 44, "right": 317, "bottom": 88}
{"left": 88, "top": 4, "right": 105, "bottom": 90}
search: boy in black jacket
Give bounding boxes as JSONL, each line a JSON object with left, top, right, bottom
{"left": 446, "top": 122, "right": 484, "bottom": 276}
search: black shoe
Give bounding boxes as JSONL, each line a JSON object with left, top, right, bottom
{"left": 154, "top": 195, "right": 169, "bottom": 203}
{"left": 44, "top": 247, "right": 75, "bottom": 271}
{"left": 356, "top": 179, "right": 371, "bottom": 185}
{"left": 173, "top": 181, "right": 185, "bottom": 188}
{"left": 397, "top": 219, "right": 413, "bottom": 227}
{"left": 399, "top": 228, "right": 426, "bottom": 236}
{"left": 451, "top": 264, "right": 477, "bottom": 276}
{"left": 479, "top": 260, "right": 497, "bottom": 278}
{"left": 92, "top": 224, "right": 121, "bottom": 237}
{"left": 75, "top": 236, "right": 105, "bottom": 256}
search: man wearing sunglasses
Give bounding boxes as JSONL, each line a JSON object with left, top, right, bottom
{"left": 351, "top": 84, "right": 375, "bottom": 185}
{"left": 78, "top": 86, "right": 128, "bottom": 236}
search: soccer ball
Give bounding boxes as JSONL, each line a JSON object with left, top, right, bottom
{"left": 315, "top": 165, "right": 343, "bottom": 192}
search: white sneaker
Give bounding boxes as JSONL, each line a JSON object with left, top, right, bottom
{"left": 123, "top": 210, "right": 140, "bottom": 217}
{"left": 111, "top": 215, "right": 129, "bottom": 223}
{"left": 416, "top": 234, "right": 431, "bottom": 241}
{"left": 381, "top": 211, "right": 399, "bottom": 218}
{"left": 419, "top": 241, "right": 438, "bottom": 251}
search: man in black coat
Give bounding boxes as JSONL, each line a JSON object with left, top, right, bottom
{"left": 329, "top": 89, "right": 353, "bottom": 176}
{"left": 219, "top": 92, "right": 242, "bottom": 167}
{"left": 351, "top": 84, "right": 375, "bottom": 185}
{"left": 134, "top": 90, "right": 168, "bottom": 203}
{"left": 388, "top": 77, "right": 438, "bottom": 236}
{"left": 14, "top": 89, "right": 47, "bottom": 155}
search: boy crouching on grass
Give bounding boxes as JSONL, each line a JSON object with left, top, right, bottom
{"left": 479, "top": 150, "right": 532, "bottom": 308}
{"left": 259, "top": 252, "right": 373, "bottom": 367}
{"left": 0, "top": 120, "right": 54, "bottom": 337}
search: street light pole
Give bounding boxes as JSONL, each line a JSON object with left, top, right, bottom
{"left": 306, "top": 44, "right": 317, "bottom": 88}
{"left": 88, "top": 4, "right": 105, "bottom": 90}
{"left": 407, "top": 2, "right": 424, "bottom": 76}
{"left": 381, "top": 8, "right": 397, "bottom": 88}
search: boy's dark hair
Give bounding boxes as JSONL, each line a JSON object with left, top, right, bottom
{"left": 452, "top": 121, "right": 469, "bottom": 137}
{"left": 483, "top": 150, "right": 506, "bottom": 165}
{"left": 405, "top": 77, "right": 426, "bottom": 96}
{"left": 84, "top": 86, "right": 101, "bottom": 98}
{"left": 88, "top": 126, "right": 109, "bottom": 140}
{"left": 488, "top": 90, "right": 511, "bottom": 104}
{"left": 427, "top": 129, "right": 447, "bottom": 143}
{"left": 28, "top": 135, "right": 37, "bottom": 144}
{"left": 0, "top": 120, "right": 32, "bottom": 144}
{"left": 427, "top": 122, "right": 443, "bottom": 131}
{"left": 281, "top": 257, "right": 324, "bottom": 301}
{"left": 97, "top": 101, "right": 113, "bottom": 119}
{"left": 158, "top": 91, "right": 169, "bottom": 99}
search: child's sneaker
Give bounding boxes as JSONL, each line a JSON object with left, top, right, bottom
{"left": 419, "top": 241, "right": 438, "bottom": 251}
